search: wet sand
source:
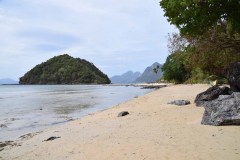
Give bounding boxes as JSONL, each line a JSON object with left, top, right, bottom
{"left": 1, "top": 84, "right": 240, "bottom": 160}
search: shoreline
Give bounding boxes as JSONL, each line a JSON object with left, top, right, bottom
{"left": 1, "top": 84, "right": 240, "bottom": 160}
{"left": 0, "top": 84, "right": 157, "bottom": 142}
{"left": 0, "top": 84, "right": 153, "bottom": 142}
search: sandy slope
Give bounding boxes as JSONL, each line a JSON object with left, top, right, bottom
{"left": 1, "top": 84, "right": 240, "bottom": 160}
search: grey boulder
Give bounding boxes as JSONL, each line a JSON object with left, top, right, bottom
{"left": 201, "top": 92, "right": 240, "bottom": 126}
{"left": 194, "top": 86, "right": 232, "bottom": 107}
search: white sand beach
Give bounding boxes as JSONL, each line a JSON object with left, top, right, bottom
{"left": 1, "top": 84, "right": 240, "bottom": 160}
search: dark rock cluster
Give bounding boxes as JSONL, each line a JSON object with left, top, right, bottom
{"left": 168, "top": 100, "right": 190, "bottom": 106}
{"left": 195, "top": 62, "right": 240, "bottom": 126}
{"left": 118, "top": 111, "right": 129, "bottom": 117}
{"left": 195, "top": 86, "right": 240, "bottom": 126}
{"left": 195, "top": 86, "right": 233, "bottom": 106}
{"left": 225, "top": 62, "right": 240, "bottom": 92}
{"left": 201, "top": 93, "right": 240, "bottom": 126}
{"left": 43, "top": 136, "right": 61, "bottom": 142}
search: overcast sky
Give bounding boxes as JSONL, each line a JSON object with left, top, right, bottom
{"left": 0, "top": 0, "right": 176, "bottom": 81}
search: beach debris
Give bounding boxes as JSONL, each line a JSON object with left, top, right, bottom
{"left": 43, "top": 136, "right": 61, "bottom": 142}
{"left": 226, "top": 62, "right": 240, "bottom": 92}
{"left": 10, "top": 118, "right": 17, "bottom": 121}
{"left": 210, "top": 80, "right": 218, "bottom": 86}
{"left": 67, "top": 118, "right": 74, "bottom": 121}
{"left": 0, "top": 141, "right": 13, "bottom": 148}
{"left": 19, "top": 132, "right": 40, "bottom": 140}
{"left": 168, "top": 100, "right": 190, "bottom": 106}
{"left": 0, "top": 124, "right": 7, "bottom": 128}
{"left": 194, "top": 86, "right": 232, "bottom": 106}
{"left": 201, "top": 92, "right": 240, "bottom": 126}
{"left": 118, "top": 111, "right": 129, "bottom": 117}
{"left": 141, "top": 85, "right": 166, "bottom": 89}
{"left": 0, "top": 141, "right": 18, "bottom": 151}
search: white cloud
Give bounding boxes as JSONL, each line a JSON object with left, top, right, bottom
{"left": 0, "top": 0, "right": 177, "bottom": 80}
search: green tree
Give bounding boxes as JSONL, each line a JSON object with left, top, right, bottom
{"left": 160, "top": 0, "right": 240, "bottom": 36}
{"left": 160, "top": 0, "right": 240, "bottom": 55}
{"left": 162, "top": 52, "right": 188, "bottom": 83}
{"left": 160, "top": 1, "right": 240, "bottom": 83}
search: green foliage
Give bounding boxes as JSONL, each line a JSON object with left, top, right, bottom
{"left": 19, "top": 54, "right": 111, "bottom": 84}
{"left": 161, "top": 33, "right": 240, "bottom": 83}
{"left": 185, "top": 68, "right": 210, "bottom": 84}
{"left": 160, "top": 0, "right": 240, "bottom": 85}
{"left": 160, "top": 0, "right": 240, "bottom": 56}
{"left": 160, "top": 0, "right": 240, "bottom": 36}
{"left": 203, "top": 75, "right": 228, "bottom": 85}
{"left": 162, "top": 52, "right": 188, "bottom": 83}
{"left": 185, "top": 46, "right": 240, "bottom": 76}
{"left": 185, "top": 68, "right": 229, "bottom": 84}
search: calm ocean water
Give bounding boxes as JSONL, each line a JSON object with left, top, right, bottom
{"left": 0, "top": 85, "right": 152, "bottom": 141}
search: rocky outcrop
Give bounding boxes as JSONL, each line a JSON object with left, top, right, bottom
{"left": 201, "top": 92, "right": 240, "bottom": 126}
{"left": 43, "top": 136, "right": 61, "bottom": 142}
{"left": 194, "top": 86, "right": 233, "bottom": 106}
{"left": 168, "top": 100, "right": 190, "bottom": 106}
{"left": 226, "top": 62, "right": 240, "bottom": 92}
{"left": 195, "top": 86, "right": 240, "bottom": 126}
{"left": 118, "top": 111, "right": 129, "bottom": 117}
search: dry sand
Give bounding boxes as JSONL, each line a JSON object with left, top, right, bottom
{"left": 1, "top": 84, "right": 240, "bottom": 160}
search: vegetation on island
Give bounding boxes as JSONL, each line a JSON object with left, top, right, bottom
{"left": 19, "top": 54, "right": 111, "bottom": 84}
{"left": 160, "top": 0, "right": 240, "bottom": 83}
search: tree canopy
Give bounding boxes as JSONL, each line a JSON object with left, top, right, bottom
{"left": 160, "top": 0, "right": 240, "bottom": 36}
{"left": 160, "top": 0, "right": 240, "bottom": 83}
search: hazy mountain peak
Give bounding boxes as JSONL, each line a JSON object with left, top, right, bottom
{"left": 0, "top": 78, "right": 18, "bottom": 84}
{"left": 110, "top": 71, "right": 141, "bottom": 84}
{"left": 134, "top": 62, "right": 162, "bottom": 83}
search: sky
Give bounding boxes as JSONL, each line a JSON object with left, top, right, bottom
{"left": 0, "top": 0, "right": 177, "bottom": 81}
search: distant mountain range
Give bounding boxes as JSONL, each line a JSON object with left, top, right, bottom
{"left": 134, "top": 62, "right": 162, "bottom": 83}
{"left": 110, "top": 62, "right": 162, "bottom": 84}
{"left": 0, "top": 78, "right": 18, "bottom": 84}
{"left": 110, "top": 71, "right": 141, "bottom": 84}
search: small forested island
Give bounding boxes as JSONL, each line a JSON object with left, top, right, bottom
{"left": 19, "top": 54, "right": 111, "bottom": 84}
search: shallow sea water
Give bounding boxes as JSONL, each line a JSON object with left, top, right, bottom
{"left": 0, "top": 85, "right": 152, "bottom": 141}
